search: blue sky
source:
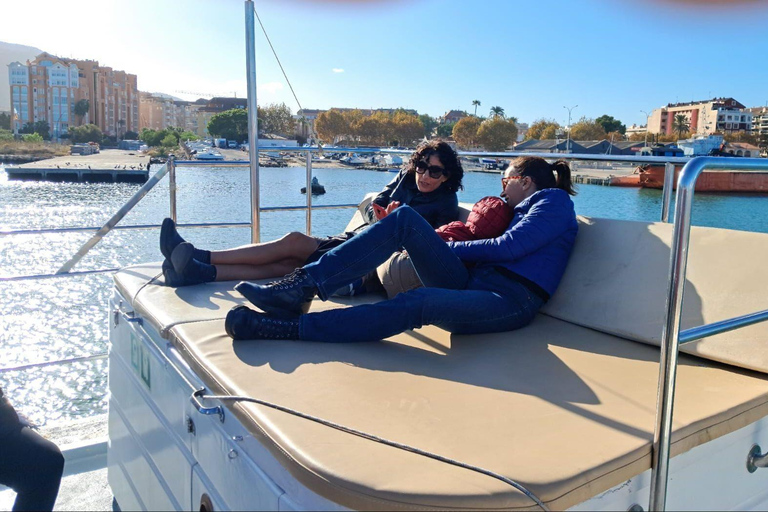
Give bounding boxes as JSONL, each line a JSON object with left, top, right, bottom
{"left": 5, "top": 0, "right": 768, "bottom": 127}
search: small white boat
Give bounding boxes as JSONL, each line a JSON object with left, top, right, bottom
{"left": 381, "top": 154, "right": 403, "bottom": 167}
{"left": 195, "top": 149, "right": 225, "bottom": 161}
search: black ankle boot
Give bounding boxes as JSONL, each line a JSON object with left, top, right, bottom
{"left": 235, "top": 268, "right": 317, "bottom": 319}
{"left": 225, "top": 306, "right": 300, "bottom": 340}
{"left": 160, "top": 218, "right": 186, "bottom": 260}
{"left": 160, "top": 218, "right": 211, "bottom": 263}
{"left": 171, "top": 243, "right": 217, "bottom": 284}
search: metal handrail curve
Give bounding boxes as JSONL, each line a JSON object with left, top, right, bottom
{"left": 649, "top": 156, "right": 768, "bottom": 511}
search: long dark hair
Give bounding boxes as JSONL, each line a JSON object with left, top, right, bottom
{"left": 512, "top": 156, "right": 576, "bottom": 196}
{"left": 405, "top": 140, "right": 464, "bottom": 192}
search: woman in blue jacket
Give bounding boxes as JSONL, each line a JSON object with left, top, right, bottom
{"left": 227, "top": 156, "right": 578, "bottom": 342}
{"left": 160, "top": 140, "right": 463, "bottom": 286}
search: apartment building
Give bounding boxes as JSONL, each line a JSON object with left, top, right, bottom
{"left": 139, "top": 92, "right": 201, "bottom": 133}
{"left": 7, "top": 52, "right": 138, "bottom": 138}
{"left": 748, "top": 107, "right": 768, "bottom": 136}
{"left": 194, "top": 97, "right": 247, "bottom": 138}
{"left": 647, "top": 97, "right": 751, "bottom": 136}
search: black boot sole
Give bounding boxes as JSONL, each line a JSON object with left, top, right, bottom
{"left": 171, "top": 242, "right": 195, "bottom": 275}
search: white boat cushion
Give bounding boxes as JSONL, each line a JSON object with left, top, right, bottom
{"left": 167, "top": 311, "right": 768, "bottom": 510}
{"left": 542, "top": 217, "right": 768, "bottom": 373}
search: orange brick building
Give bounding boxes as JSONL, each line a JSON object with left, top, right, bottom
{"left": 7, "top": 52, "right": 138, "bottom": 139}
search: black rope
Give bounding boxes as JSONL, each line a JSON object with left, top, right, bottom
{"left": 252, "top": 6, "right": 304, "bottom": 113}
{"left": 200, "top": 393, "right": 548, "bottom": 510}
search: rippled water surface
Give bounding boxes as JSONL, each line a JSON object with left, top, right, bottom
{"left": 2, "top": 164, "right": 767, "bottom": 425}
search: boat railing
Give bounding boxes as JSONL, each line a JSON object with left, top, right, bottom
{"left": 7, "top": 150, "right": 768, "bottom": 511}
{"left": 650, "top": 156, "right": 768, "bottom": 511}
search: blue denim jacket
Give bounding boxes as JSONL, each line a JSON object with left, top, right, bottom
{"left": 364, "top": 169, "right": 458, "bottom": 228}
{"left": 447, "top": 188, "right": 578, "bottom": 298}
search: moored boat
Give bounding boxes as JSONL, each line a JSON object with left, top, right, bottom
{"left": 639, "top": 164, "right": 768, "bottom": 192}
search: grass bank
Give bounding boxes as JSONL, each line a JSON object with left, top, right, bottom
{"left": 0, "top": 140, "right": 70, "bottom": 159}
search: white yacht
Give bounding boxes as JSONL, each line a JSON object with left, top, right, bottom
{"left": 195, "top": 149, "right": 225, "bottom": 161}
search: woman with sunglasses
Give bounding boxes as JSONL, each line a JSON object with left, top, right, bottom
{"left": 159, "top": 140, "right": 464, "bottom": 286}
{"left": 227, "top": 156, "right": 578, "bottom": 343}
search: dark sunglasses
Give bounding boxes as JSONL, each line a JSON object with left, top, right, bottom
{"left": 415, "top": 159, "right": 448, "bottom": 179}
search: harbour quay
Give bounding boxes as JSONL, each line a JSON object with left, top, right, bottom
{"left": 3, "top": 149, "right": 151, "bottom": 183}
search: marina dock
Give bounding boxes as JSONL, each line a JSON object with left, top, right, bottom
{"left": 2, "top": 149, "right": 151, "bottom": 183}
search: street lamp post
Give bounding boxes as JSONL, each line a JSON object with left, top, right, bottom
{"left": 563, "top": 104, "right": 577, "bottom": 153}
{"left": 641, "top": 109, "right": 651, "bottom": 148}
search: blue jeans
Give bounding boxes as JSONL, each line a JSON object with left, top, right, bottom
{"left": 301, "top": 206, "right": 543, "bottom": 342}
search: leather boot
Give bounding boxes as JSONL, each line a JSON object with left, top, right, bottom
{"left": 235, "top": 268, "right": 317, "bottom": 319}
{"left": 171, "top": 243, "right": 217, "bottom": 284}
{"left": 160, "top": 218, "right": 186, "bottom": 260}
{"left": 225, "top": 306, "right": 300, "bottom": 340}
{"left": 160, "top": 218, "right": 211, "bottom": 263}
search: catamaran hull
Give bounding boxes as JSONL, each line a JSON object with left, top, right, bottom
{"left": 107, "top": 291, "right": 344, "bottom": 511}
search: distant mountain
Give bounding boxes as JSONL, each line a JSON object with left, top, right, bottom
{"left": 148, "top": 92, "right": 184, "bottom": 102}
{"left": 0, "top": 41, "right": 42, "bottom": 112}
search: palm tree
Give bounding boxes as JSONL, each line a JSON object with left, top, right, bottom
{"left": 490, "top": 106, "right": 505, "bottom": 118}
{"left": 472, "top": 100, "right": 481, "bottom": 116}
{"left": 672, "top": 114, "right": 690, "bottom": 138}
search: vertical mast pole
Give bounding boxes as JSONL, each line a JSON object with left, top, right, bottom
{"left": 245, "top": 0, "right": 260, "bottom": 243}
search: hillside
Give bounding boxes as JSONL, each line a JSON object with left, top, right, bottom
{"left": 0, "top": 41, "right": 42, "bottom": 112}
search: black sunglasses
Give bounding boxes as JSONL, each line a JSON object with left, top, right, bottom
{"left": 415, "top": 159, "right": 448, "bottom": 179}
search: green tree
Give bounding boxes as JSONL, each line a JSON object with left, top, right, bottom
{"left": 472, "top": 100, "right": 481, "bottom": 116}
{"left": 258, "top": 103, "right": 294, "bottom": 136}
{"left": 525, "top": 119, "right": 560, "bottom": 140}
{"left": 672, "top": 114, "right": 690, "bottom": 138}
{"left": 179, "top": 130, "right": 199, "bottom": 141}
{"left": 124, "top": 130, "right": 139, "bottom": 140}
{"left": 392, "top": 112, "right": 424, "bottom": 146}
{"left": 418, "top": 114, "right": 438, "bottom": 138}
{"left": 436, "top": 122, "right": 456, "bottom": 138}
{"left": 207, "top": 109, "right": 249, "bottom": 141}
{"left": 723, "top": 130, "right": 758, "bottom": 145}
{"left": 595, "top": 115, "right": 626, "bottom": 135}
{"left": 569, "top": 117, "right": 607, "bottom": 141}
{"left": 74, "top": 99, "right": 90, "bottom": 126}
{"left": 22, "top": 133, "right": 44, "bottom": 143}
{"left": 0, "top": 112, "right": 10, "bottom": 130}
{"left": 69, "top": 123, "right": 103, "bottom": 143}
{"left": 476, "top": 117, "right": 518, "bottom": 151}
{"left": 315, "top": 109, "right": 349, "bottom": 144}
{"left": 489, "top": 106, "right": 505, "bottom": 118}
{"left": 21, "top": 121, "right": 50, "bottom": 140}
{"left": 161, "top": 133, "right": 178, "bottom": 147}
{"left": 452, "top": 116, "right": 482, "bottom": 148}
{"left": 139, "top": 128, "right": 163, "bottom": 146}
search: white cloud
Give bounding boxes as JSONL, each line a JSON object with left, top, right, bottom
{"left": 332, "top": 68, "right": 345, "bottom": 73}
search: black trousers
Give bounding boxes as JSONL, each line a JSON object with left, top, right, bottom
{"left": 0, "top": 395, "right": 64, "bottom": 512}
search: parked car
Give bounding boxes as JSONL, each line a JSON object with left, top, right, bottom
{"left": 227, "top": 140, "right": 238, "bottom": 149}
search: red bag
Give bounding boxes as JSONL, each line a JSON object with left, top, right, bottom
{"left": 435, "top": 196, "right": 513, "bottom": 242}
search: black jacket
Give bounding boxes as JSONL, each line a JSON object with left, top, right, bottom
{"left": 0, "top": 387, "right": 20, "bottom": 436}
{"left": 363, "top": 169, "right": 459, "bottom": 228}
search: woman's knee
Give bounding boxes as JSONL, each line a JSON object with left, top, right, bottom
{"left": 283, "top": 231, "right": 316, "bottom": 250}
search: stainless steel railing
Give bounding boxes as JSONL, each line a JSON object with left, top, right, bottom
{"left": 649, "top": 156, "right": 768, "bottom": 511}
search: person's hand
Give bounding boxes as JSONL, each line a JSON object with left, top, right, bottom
{"left": 385, "top": 201, "right": 401, "bottom": 216}
{"left": 372, "top": 202, "right": 387, "bottom": 221}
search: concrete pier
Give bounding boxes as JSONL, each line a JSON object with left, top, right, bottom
{"left": 3, "top": 149, "right": 151, "bottom": 183}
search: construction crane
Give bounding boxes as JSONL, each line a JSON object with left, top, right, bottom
{"left": 174, "top": 89, "right": 239, "bottom": 99}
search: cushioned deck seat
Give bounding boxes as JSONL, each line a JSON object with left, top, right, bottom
{"left": 166, "top": 312, "right": 768, "bottom": 510}
{"left": 112, "top": 214, "right": 768, "bottom": 509}
{"left": 113, "top": 262, "right": 768, "bottom": 510}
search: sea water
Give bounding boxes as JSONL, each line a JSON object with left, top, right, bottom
{"left": 1, "top": 165, "right": 767, "bottom": 425}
